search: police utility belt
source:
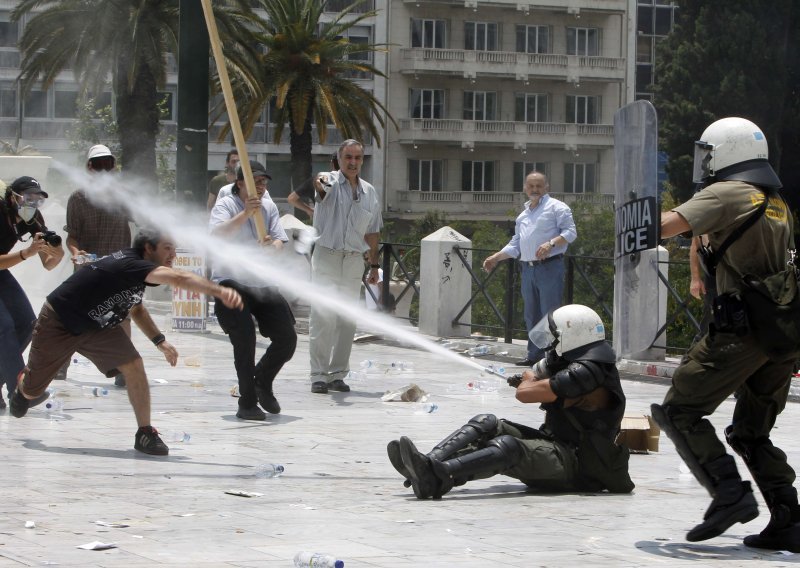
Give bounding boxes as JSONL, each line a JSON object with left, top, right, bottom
{"left": 521, "top": 254, "right": 563, "bottom": 267}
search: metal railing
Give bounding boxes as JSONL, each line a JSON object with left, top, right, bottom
{"left": 366, "top": 241, "right": 703, "bottom": 354}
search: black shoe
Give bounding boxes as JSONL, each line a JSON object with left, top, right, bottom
{"left": 687, "top": 480, "right": 759, "bottom": 542}
{"left": 399, "top": 436, "right": 442, "bottom": 500}
{"left": 744, "top": 504, "right": 800, "bottom": 552}
{"left": 236, "top": 405, "right": 266, "bottom": 421}
{"left": 387, "top": 439, "right": 412, "bottom": 488}
{"left": 255, "top": 385, "right": 281, "bottom": 414}
{"left": 328, "top": 379, "right": 350, "bottom": 392}
{"left": 311, "top": 381, "right": 328, "bottom": 394}
{"left": 134, "top": 426, "right": 169, "bottom": 456}
{"left": 114, "top": 374, "right": 126, "bottom": 387}
{"left": 515, "top": 358, "right": 536, "bottom": 367}
{"left": 9, "top": 388, "right": 49, "bottom": 418}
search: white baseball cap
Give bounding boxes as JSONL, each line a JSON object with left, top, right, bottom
{"left": 87, "top": 144, "right": 114, "bottom": 161}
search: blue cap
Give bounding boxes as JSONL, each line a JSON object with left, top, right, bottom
{"left": 335, "top": 561, "right": 344, "bottom": 568}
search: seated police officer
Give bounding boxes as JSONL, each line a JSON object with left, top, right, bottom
{"left": 387, "top": 305, "right": 633, "bottom": 499}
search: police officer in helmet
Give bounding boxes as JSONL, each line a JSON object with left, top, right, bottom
{"left": 655, "top": 117, "right": 800, "bottom": 550}
{"left": 387, "top": 304, "right": 633, "bottom": 499}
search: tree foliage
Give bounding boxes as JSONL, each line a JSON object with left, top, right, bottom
{"left": 221, "top": 0, "right": 396, "bottom": 192}
{"left": 654, "top": 1, "right": 800, "bottom": 204}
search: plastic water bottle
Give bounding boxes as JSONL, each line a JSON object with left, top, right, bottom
{"left": 72, "top": 355, "right": 91, "bottom": 367}
{"left": 82, "top": 386, "right": 109, "bottom": 397}
{"left": 293, "top": 551, "right": 344, "bottom": 568}
{"left": 466, "top": 380, "right": 499, "bottom": 392}
{"left": 359, "top": 359, "right": 382, "bottom": 371}
{"left": 73, "top": 253, "right": 97, "bottom": 265}
{"left": 346, "top": 370, "right": 367, "bottom": 383}
{"left": 254, "top": 463, "right": 284, "bottom": 479}
{"left": 388, "top": 361, "right": 414, "bottom": 371}
{"left": 164, "top": 431, "right": 191, "bottom": 443}
{"left": 484, "top": 364, "right": 506, "bottom": 376}
{"left": 467, "top": 344, "right": 491, "bottom": 356}
{"left": 412, "top": 402, "right": 438, "bottom": 414}
{"left": 44, "top": 398, "right": 64, "bottom": 412}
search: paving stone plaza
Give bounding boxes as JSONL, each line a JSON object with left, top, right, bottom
{"left": 2, "top": 304, "right": 799, "bottom": 567}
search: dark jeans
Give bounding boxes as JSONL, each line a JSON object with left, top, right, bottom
{"left": 215, "top": 281, "right": 297, "bottom": 409}
{"left": 0, "top": 269, "right": 35, "bottom": 395}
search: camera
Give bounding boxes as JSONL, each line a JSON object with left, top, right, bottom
{"left": 40, "top": 230, "right": 62, "bottom": 247}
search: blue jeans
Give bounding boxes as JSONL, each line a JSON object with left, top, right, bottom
{"left": 521, "top": 258, "right": 565, "bottom": 361}
{"left": 0, "top": 269, "right": 35, "bottom": 395}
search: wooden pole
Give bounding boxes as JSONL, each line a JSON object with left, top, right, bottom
{"left": 200, "top": 0, "right": 267, "bottom": 240}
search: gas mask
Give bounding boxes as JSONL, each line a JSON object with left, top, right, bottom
{"left": 14, "top": 192, "right": 46, "bottom": 223}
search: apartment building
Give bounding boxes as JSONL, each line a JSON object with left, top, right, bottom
{"left": 0, "top": 0, "right": 387, "bottom": 208}
{"left": 383, "top": 0, "right": 634, "bottom": 221}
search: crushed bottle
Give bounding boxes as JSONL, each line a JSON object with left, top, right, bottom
{"left": 164, "top": 431, "right": 191, "bottom": 443}
{"left": 73, "top": 253, "right": 98, "bottom": 265}
{"left": 293, "top": 551, "right": 344, "bottom": 568}
{"left": 82, "top": 386, "right": 109, "bottom": 397}
{"left": 254, "top": 463, "right": 285, "bottom": 479}
{"left": 412, "top": 402, "right": 438, "bottom": 414}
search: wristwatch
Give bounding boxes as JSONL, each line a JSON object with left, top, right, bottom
{"left": 549, "top": 239, "right": 557, "bottom": 248}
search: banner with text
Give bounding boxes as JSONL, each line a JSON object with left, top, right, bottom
{"left": 171, "top": 248, "right": 206, "bottom": 332}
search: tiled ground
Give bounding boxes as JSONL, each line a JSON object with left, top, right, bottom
{"left": 1, "top": 309, "right": 799, "bottom": 567}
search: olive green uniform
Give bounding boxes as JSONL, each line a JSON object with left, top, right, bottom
{"left": 664, "top": 180, "right": 797, "bottom": 492}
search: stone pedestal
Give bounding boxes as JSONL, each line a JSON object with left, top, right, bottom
{"left": 419, "top": 226, "right": 472, "bottom": 337}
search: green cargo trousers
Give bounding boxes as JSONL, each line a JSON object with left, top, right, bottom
{"left": 662, "top": 330, "right": 797, "bottom": 492}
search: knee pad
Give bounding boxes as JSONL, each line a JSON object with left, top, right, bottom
{"left": 488, "top": 434, "right": 523, "bottom": 463}
{"left": 467, "top": 413, "right": 498, "bottom": 434}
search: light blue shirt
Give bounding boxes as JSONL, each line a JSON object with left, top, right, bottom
{"left": 500, "top": 194, "right": 577, "bottom": 261}
{"left": 209, "top": 193, "right": 288, "bottom": 284}
{"left": 312, "top": 170, "right": 383, "bottom": 253}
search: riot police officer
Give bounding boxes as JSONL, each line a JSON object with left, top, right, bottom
{"left": 387, "top": 304, "right": 633, "bottom": 499}
{"left": 655, "top": 117, "right": 800, "bottom": 551}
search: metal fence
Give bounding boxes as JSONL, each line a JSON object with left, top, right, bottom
{"left": 365, "top": 242, "right": 703, "bottom": 355}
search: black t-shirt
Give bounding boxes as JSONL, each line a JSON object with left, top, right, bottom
{"left": 293, "top": 176, "right": 316, "bottom": 205}
{"left": 47, "top": 248, "right": 158, "bottom": 334}
{"left": 0, "top": 199, "right": 47, "bottom": 255}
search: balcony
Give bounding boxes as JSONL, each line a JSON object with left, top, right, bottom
{"left": 399, "top": 49, "right": 625, "bottom": 82}
{"left": 393, "top": 189, "right": 614, "bottom": 216}
{"left": 398, "top": 119, "right": 613, "bottom": 149}
{"left": 402, "top": 0, "right": 626, "bottom": 14}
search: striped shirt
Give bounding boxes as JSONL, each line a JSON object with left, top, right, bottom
{"left": 312, "top": 170, "right": 382, "bottom": 253}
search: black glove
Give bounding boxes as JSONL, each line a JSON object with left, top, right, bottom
{"left": 506, "top": 374, "right": 523, "bottom": 388}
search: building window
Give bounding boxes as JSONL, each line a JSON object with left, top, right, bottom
{"left": 566, "top": 94, "right": 599, "bottom": 124}
{"left": 0, "top": 86, "right": 16, "bottom": 117}
{"left": 410, "top": 89, "right": 444, "bottom": 119}
{"left": 23, "top": 90, "right": 47, "bottom": 118}
{"left": 411, "top": 18, "right": 446, "bottom": 48}
{"left": 464, "top": 22, "right": 498, "bottom": 51}
{"left": 0, "top": 18, "right": 18, "bottom": 48}
{"left": 566, "top": 27, "right": 599, "bottom": 56}
{"left": 463, "top": 91, "right": 496, "bottom": 121}
{"left": 409, "top": 159, "right": 443, "bottom": 191}
{"left": 514, "top": 93, "right": 548, "bottom": 122}
{"left": 513, "top": 162, "right": 548, "bottom": 191}
{"left": 564, "top": 163, "right": 596, "bottom": 193}
{"left": 54, "top": 90, "right": 78, "bottom": 119}
{"left": 462, "top": 160, "right": 494, "bottom": 191}
{"left": 515, "top": 25, "right": 549, "bottom": 54}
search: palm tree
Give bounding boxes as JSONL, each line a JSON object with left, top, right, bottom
{"left": 12, "top": 0, "right": 258, "bottom": 183}
{"left": 221, "top": 0, "right": 396, "bottom": 190}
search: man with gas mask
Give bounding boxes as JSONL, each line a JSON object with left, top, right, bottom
{"left": 61, "top": 144, "right": 132, "bottom": 385}
{"left": 0, "top": 176, "right": 64, "bottom": 408}
{"left": 655, "top": 117, "right": 800, "bottom": 551}
{"left": 387, "top": 304, "right": 632, "bottom": 499}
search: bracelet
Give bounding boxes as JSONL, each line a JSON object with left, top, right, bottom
{"left": 19, "top": 250, "right": 26, "bottom": 261}
{"left": 151, "top": 333, "right": 166, "bottom": 346}
{"left": 369, "top": 264, "right": 380, "bottom": 269}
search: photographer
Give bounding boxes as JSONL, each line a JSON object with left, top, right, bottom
{"left": 387, "top": 305, "right": 632, "bottom": 499}
{"left": 0, "top": 176, "right": 64, "bottom": 408}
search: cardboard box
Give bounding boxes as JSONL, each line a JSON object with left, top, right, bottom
{"left": 616, "top": 414, "right": 660, "bottom": 454}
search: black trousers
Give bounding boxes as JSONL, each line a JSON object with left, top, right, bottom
{"left": 215, "top": 280, "right": 297, "bottom": 409}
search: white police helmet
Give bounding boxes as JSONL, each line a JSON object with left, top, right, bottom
{"left": 692, "top": 117, "right": 781, "bottom": 189}
{"left": 528, "top": 304, "right": 606, "bottom": 357}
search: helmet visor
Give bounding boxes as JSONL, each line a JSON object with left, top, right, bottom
{"left": 528, "top": 313, "right": 557, "bottom": 350}
{"left": 692, "top": 141, "right": 714, "bottom": 183}
{"left": 13, "top": 191, "right": 46, "bottom": 208}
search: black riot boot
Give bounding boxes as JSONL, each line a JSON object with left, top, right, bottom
{"left": 686, "top": 455, "right": 759, "bottom": 542}
{"left": 387, "top": 414, "right": 498, "bottom": 489}
{"left": 429, "top": 435, "right": 523, "bottom": 498}
{"left": 744, "top": 486, "right": 800, "bottom": 552}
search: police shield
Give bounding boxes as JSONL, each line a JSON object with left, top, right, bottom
{"left": 612, "top": 101, "right": 659, "bottom": 359}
